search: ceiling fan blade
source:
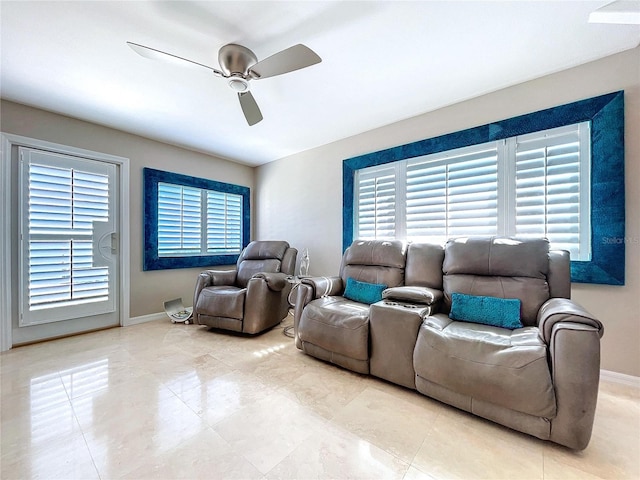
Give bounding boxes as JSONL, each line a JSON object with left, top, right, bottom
{"left": 238, "top": 91, "right": 263, "bottom": 126}
{"left": 127, "top": 41, "right": 223, "bottom": 76}
{"left": 249, "top": 44, "right": 321, "bottom": 79}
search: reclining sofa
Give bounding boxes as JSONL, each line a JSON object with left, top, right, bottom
{"left": 293, "top": 238, "right": 604, "bottom": 450}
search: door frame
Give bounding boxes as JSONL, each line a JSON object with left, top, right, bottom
{"left": 1, "top": 133, "right": 130, "bottom": 351}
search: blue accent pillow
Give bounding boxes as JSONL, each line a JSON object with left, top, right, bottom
{"left": 449, "top": 293, "right": 523, "bottom": 329}
{"left": 343, "top": 278, "right": 387, "bottom": 305}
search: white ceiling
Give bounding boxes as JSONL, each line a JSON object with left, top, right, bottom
{"left": 1, "top": 1, "right": 639, "bottom": 166}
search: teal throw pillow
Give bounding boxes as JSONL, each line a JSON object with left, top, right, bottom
{"left": 449, "top": 293, "right": 523, "bottom": 329}
{"left": 343, "top": 278, "right": 387, "bottom": 305}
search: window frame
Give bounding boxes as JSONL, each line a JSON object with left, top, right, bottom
{"left": 343, "top": 91, "right": 625, "bottom": 285}
{"left": 143, "top": 168, "right": 250, "bottom": 271}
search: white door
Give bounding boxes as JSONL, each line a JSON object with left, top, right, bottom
{"left": 16, "top": 147, "right": 119, "bottom": 340}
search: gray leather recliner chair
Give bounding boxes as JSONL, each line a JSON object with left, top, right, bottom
{"left": 193, "top": 240, "right": 297, "bottom": 334}
{"left": 413, "top": 237, "right": 604, "bottom": 450}
{"left": 294, "top": 240, "right": 405, "bottom": 373}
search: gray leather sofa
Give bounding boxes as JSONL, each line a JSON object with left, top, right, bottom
{"left": 194, "top": 240, "right": 297, "bottom": 334}
{"left": 293, "top": 238, "right": 604, "bottom": 450}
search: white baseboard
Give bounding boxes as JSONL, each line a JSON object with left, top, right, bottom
{"left": 124, "top": 312, "right": 166, "bottom": 326}
{"left": 600, "top": 369, "right": 640, "bottom": 388}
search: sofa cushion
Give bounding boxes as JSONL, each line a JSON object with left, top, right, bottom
{"left": 343, "top": 278, "right": 387, "bottom": 305}
{"left": 449, "top": 293, "right": 523, "bottom": 329}
{"left": 237, "top": 259, "right": 282, "bottom": 288}
{"left": 442, "top": 237, "right": 552, "bottom": 327}
{"left": 383, "top": 286, "right": 443, "bottom": 305}
{"left": 196, "top": 286, "right": 246, "bottom": 320}
{"left": 405, "top": 242, "right": 444, "bottom": 289}
{"left": 443, "top": 237, "right": 549, "bottom": 279}
{"left": 340, "top": 240, "right": 406, "bottom": 289}
{"left": 443, "top": 275, "right": 548, "bottom": 326}
{"left": 343, "top": 240, "right": 405, "bottom": 268}
{"left": 414, "top": 313, "right": 556, "bottom": 418}
{"left": 297, "top": 296, "right": 370, "bottom": 361}
{"left": 241, "top": 240, "right": 288, "bottom": 261}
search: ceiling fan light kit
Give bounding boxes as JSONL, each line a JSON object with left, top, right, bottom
{"left": 127, "top": 41, "right": 321, "bottom": 126}
{"left": 228, "top": 77, "right": 250, "bottom": 93}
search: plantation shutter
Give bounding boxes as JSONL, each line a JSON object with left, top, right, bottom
{"left": 157, "top": 183, "right": 202, "bottom": 256}
{"left": 20, "top": 148, "right": 116, "bottom": 325}
{"left": 406, "top": 144, "right": 499, "bottom": 243}
{"left": 513, "top": 122, "right": 590, "bottom": 259}
{"left": 355, "top": 166, "right": 396, "bottom": 240}
{"left": 207, "top": 191, "right": 243, "bottom": 254}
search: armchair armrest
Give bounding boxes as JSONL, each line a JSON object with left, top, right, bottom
{"left": 539, "top": 298, "right": 604, "bottom": 450}
{"left": 301, "top": 276, "right": 344, "bottom": 299}
{"left": 193, "top": 269, "right": 238, "bottom": 315}
{"left": 251, "top": 272, "right": 288, "bottom": 292}
{"left": 538, "top": 298, "right": 603, "bottom": 344}
{"left": 382, "top": 286, "right": 443, "bottom": 306}
{"left": 202, "top": 269, "right": 238, "bottom": 286}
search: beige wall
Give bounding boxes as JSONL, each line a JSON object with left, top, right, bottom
{"left": 256, "top": 46, "right": 640, "bottom": 377}
{"left": 1, "top": 100, "right": 255, "bottom": 319}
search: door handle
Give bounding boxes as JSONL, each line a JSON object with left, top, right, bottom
{"left": 93, "top": 220, "right": 116, "bottom": 267}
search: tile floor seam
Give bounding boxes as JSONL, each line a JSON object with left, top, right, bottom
{"left": 77, "top": 422, "right": 102, "bottom": 480}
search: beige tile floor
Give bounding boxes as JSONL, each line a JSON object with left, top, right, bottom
{"left": 1, "top": 318, "right": 638, "bottom": 480}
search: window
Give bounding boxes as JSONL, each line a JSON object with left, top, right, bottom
{"left": 143, "top": 168, "right": 249, "bottom": 270}
{"left": 356, "top": 165, "right": 397, "bottom": 240}
{"left": 513, "top": 124, "right": 591, "bottom": 258}
{"left": 158, "top": 183, "right": 202, "bottom": 256}
{"left": 405, "top": 142, "right": 500, "bottom": 241}
{"left": 156, "top": 184, "right": 243, "bottom": 256}
{"left": 26, "top": 164, "right": 111, "bottom": 309}
{"left": 344, "top": 91, "right": 625, "bottom": 285}
{"left": 354, "top": 123, "right": 591, "bottom": 260}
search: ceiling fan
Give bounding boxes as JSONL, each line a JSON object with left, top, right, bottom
{"left": 127, "top": 41, "right": 322, "bottom": 126}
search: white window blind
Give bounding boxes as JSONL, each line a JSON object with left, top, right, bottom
{"left": 406, "top": 144, "right": 499, "bottom": 244}
{"left": 27, "top": 163, "right": 110, "bottom": 311}
{"left": 355, "top": 166, "right": 396, "bottom": 240}
{"left": 158, "top": 183, "right": 202, "bottom": 256}
{"left": 353, "top": 122, "right": 591, "bottom": 260}
{"left": 514, "top": 124, "right": 591, "bottom": 259}
{"left": 207, "top": 191, "right": 243, "bottom": 253}
{"left": 157, "top": 183, "right": 243, "bottom": 257}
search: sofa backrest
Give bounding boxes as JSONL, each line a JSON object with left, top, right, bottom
{"left": 548, "top": 250, "right": 571, "bottom": 299}
{"left": 442, "top": 237, "right": 552, "bottom": 326}
{"left": 236, "top": 240, "right": 295, "bottom": 287}
{"left": 405, "top": 242, "right": 445, "bottom": 289}
{"left": 340, "top": 240, "right": 406, "bottom": 289}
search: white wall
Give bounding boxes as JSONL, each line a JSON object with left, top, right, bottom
{"left": 1, "top": 100, "right": 255, "bottom": 319}
{"left": 256, "top": 47, "right": 640, "bottom": 377}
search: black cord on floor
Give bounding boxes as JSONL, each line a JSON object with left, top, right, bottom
{"left": 283, "top": 325, "right": 295, "bottom": 338}
{"left": 280, "top": 308, "right": 295, "bottom": 338}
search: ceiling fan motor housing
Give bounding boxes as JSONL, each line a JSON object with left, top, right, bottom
{"left": 219, "top": 44, "right": 257, "bottom": 93}
{"left": 218, "top": 44, "right": 257, "bottom": 76}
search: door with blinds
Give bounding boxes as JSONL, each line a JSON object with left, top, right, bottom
{"left": 18, "top": 147, "right": 119, "bottom": 336}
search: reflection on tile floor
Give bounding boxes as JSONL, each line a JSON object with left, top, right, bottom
{"left": 1, "top": 318, "right": 639, "bottom": 479}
